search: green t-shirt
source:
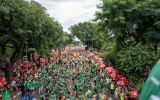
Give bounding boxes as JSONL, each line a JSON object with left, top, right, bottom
{"left": 86, "top": 90, "right": 93, "bottom": 98}
{"left": 25, "top": 81, "right": 36, "bottom": 90}
{"left": 120, "top": 93, "right": 125, "bottom": 100}
{"left": 2, "top": 89, "right": 11, "bottom": 100}
{"left": 70, "top": 96, "right": 75, "bottom": 100}
{"left": 139, "top": 60, "right": 160, "bottom": 100}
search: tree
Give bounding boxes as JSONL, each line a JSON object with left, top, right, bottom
{"left": 95, "top": 0, "right": 160, "bottom": 88}
{"left": 117, "top": 45, "right": 158, "bottom": 85}
{"left": 0, "top": 0, "right": 68, "bottom": 83}
{"left": 69, "top": 22, "right": 102, "bottom": 50}
{"left": 96, "top": 0, "right": 160, "bottom": 52}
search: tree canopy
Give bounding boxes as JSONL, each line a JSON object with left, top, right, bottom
{"left": 69, "top": 22, "right": 102, "bottom": 50}
{"left": 0, "top": 0, "right": 71, "bottom": 83}
{"left": 94, "top": 0, "right": 160, "bottom": 88}
{"left": 96, "top": 0, "right": 160, "bottom": 52}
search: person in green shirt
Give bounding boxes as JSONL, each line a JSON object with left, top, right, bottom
{"left": 119, "top": 88, "right": 125, "bottom": 100}
{"left": 139, "top": 60, "right": 160, "bottom": 100}
{"left": 2, "top": 86, "right": 11, "bottom": 100}
{"left": 70, "top": 96, "right": 75, "bottom": 100}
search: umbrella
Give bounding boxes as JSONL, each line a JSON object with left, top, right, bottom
{"left": 0, "top": 77, "right": 7, "bottom": 87}
{"left": 117, "top": 80, "right": 125, "bottom": 87}
{"left": 28, "top": 63, "right": 36, "bottom": 68}
{"left": 98, "top": 58, "right": 103, "bottom": 61}
{"left": 123, "top": 79, "right": 129, "bottom": 85}
{"left": 110, "top": 73, "right": 120, "bottom": 80}
{"left": 105, "top": 67, "right": 115, "bottom": 73}
{"left": 129, "top": 91, "right": 139, "bottom": 98}
{"left": 119, "top": 77, "right": 126, "bottom": 80}
{"left": 108, "top": 69, "right": 116, "bottom": 73}
{"left": 119, "top": 77, "right": 129, "bottom": 86}
{"left": 94, "top": 55, "right": 99, "bottom": 60}
{"left": 105, "top": 67, "right": 113, "bottom": 70}
{"left": 98, "top": 58, "right": 104, "bottom": 64}
{"left": 99, "top": 64, "right": 106, "bottom": 69}
{"left": 99, "top": 61, "right": 103, "bottom": 64}
{"left": 110, "top": 70, "right": 119, "bottom": 74}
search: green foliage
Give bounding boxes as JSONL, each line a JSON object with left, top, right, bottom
{"left": 0, "top": 0, "right": 69, "bottom": 63}
{"left": 99, "top": 44, "right": 119, "bottom": 67}
{"left": 0, "top": 0, "right": 72, "bottom": 82}
{"left": 117, "top": 45, "right": 159, "bottom": 85}
{"left": 95, "top": 0, "right": 160, "bottom": 88}
{"left": 96, "top": 0, "right": 160, "bottom": 52}
{"left": 70, "top": 22, "right": 102, "bottom": 50}
{"left": 135, "top": 79, "right": 145, "bottom": 92}
{"left": 41, "top": 49, "right": 52, "bottom": 58}
{"left": 56, "top": 33, "right": 74, "bottom": 49}
{"left": 27, "top": 48, "right": 37, "bottom": 54}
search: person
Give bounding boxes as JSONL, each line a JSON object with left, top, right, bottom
{"left": 114, "top": 86, "right": 120, "bottom": 99}
{"left": 2, "top": 85, "right": 11, "bottom": 100}
{"left": 50, "top": 93, "right": 56, "bottom": 100}
{"left": 19, "top": 80, "right": 25, "bottom": 97}
{"left": 85, "top": 88, "right": 92, "bottom": 99}
{"left": 44, "top": 88, "right": 50, "bottom": 100}
{"left": 110, "top": 80, "right": 115, "bottom": 94}
{"left": 119, "top": 88, "right": 125, "bottom": 100}
{"left": 40, "top": 92, "right": 44, "bottom": 100}
{"left": 139, "top": 60, "right": 160, "bottom": 100}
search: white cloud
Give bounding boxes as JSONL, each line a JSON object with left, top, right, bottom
{"left": 36, "top": 0, "right": 101, "bottom": 32}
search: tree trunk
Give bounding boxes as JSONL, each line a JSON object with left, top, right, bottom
{"left": 153, "top": 42, "right": 158, "bottom": 54}
{"left": 2, "top": 43, "right": 25, "bottom": 84}
{"left": 3, "top": 57, "right": 11, "bottom": 84}
{"left": 11, "top": 43, "right": 24, "bottom": 65}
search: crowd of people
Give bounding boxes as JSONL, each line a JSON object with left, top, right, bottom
{"left": 0, "top": 47, "right": 139, "bottom": 100}
{"left": 40, "top": 48, "right": 139, "bottom": 100}
{"left": 0, "top": 53, "right": 55, "bottom": 100}
{"left": 41, "top": 50, "right": 111, "bottom": 99}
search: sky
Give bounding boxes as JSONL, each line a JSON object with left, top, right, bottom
{"left": 36, "top": 0, "right": 101, "bottom": 32}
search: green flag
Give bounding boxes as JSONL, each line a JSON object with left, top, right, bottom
{"left": 139, "top": 60, "right": 160, "bottom": 100}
